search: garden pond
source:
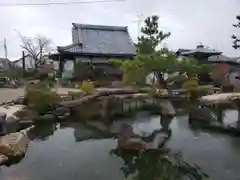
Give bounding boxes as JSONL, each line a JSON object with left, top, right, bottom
{"left": 1, "top": 109, "right": 240, "bottom": 180}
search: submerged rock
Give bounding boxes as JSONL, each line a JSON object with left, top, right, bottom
{"left": 118, "top": 124, "right": 170, "bottom": 150}
{"left": 188, "top": 105, "right": 217, "bottom": 125}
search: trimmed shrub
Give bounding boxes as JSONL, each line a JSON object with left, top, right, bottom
{"left": 25, "top": 86, "right": 61, "bottom": 115}
{"left": 182, "top": 77, "right": 199, "bottom": 90}
{"left": 182, "top": 78, "right": 213, "bottom": 99}
{"left": 68, "top": 91, "right": 85, "bottom": 100}
{"left": 80, "top": 80, "right": 95, "bottom": 94}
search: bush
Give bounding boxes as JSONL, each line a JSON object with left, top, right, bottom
{"left": 25, "top": 86, "right": 61, "bottom": 115}
{"left": 182, "top": 78, "right": 214, "bottom": 100}
{"left": 80, "top": 80, "right": 95, "bottom": 94}
{"left": 68, "top": 91, "right": 85, "bottom": 100}
{"left": 182, "top": 77, "right": 199, "bottom": 90}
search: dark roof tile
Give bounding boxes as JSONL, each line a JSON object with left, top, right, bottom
{"left": 59, "top": 23, "right": 136, "bottom": 56}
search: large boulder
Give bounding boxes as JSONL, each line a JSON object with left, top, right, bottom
{"left": 0, "top": 105, "right": 26, "bottom": 133}
{"left": 159, "top": 100, "right": 176, "bottom": 117}
{"left": 188, "top": 105, "right": 217, "bottom": 125}
{"left": 0, "top": 131, "right": 30, "bottom": 157}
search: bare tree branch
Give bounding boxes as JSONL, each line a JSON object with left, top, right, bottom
{"left": 19, "top": 33, "right": 52, "bottom": 68}
{"left": 232, "top": 14, "right": 240, "bottom": 50}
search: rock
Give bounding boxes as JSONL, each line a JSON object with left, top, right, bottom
{"left": 0, "top": 132, "right": 30, "bottom": 156}
{"left": 146, "top": 132, "right": 168, "bottom": 149}
{"left": 0, "top": 153, "right": 8, "bottom": 165}
{"left": 18, "top": 119, "right": 34, "bottom": 129}
{"left": 64, "top": 112, "right": 70, "bottom": 116}
{"left": 53, "top": 106, "right": 70, "bottom": 116}
{"left": 58, "top": 115, "right": 66, "bottom": 120}
{"left": 38, "top": 114, "right": 55, "bottom": 121}
{"left": 188, "top": 105, "right": 217, "bottom": 125}
{"left": 86, "top": 121, "right": 109, "bottom": 132}
{"left": 14, "top": 109, "right": 38, "bottom": 120}
{"left": 14, "top": 96, "right": 25, "bottom": 105}
{"left": 159, "top": 100, "right": 176, "bottom": 116}
{"left": 0, "top": 112, "right": 7, "bottom": 135}
{"left": 6, "top": 116, "right": 20, "bottom": 133}
{"left": 0, "top": 105, "right": 25, "bottom": 120}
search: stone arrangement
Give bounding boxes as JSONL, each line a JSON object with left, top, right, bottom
{"left": 0, "top": 126, "right": 33, "bottom": 165}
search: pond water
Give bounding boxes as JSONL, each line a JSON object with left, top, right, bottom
{"left": 1, "top": 110, "right": 240, "bottom": 180}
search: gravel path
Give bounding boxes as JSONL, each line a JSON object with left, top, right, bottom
{"left": 0, "top": 87, "right": 124, "bottom": 104}
{"left": 0, "top": 88, "right": 82, "bottom": 103}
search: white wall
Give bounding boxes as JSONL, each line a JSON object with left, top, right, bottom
{"left": 13, "top": 56, "right": 35, "bottom": 70}
{"left": 75, "top": 57, "right": 108, "bottom": 63}
{"left": 62, "top": 60, "right": 74, "bottom": 78}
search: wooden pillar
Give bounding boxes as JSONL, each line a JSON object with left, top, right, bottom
{"left": 22, "top": 51, "right": 25, "bottom": 74}
{"left": 59, "top": 53, "right": 64, "bottom": 78}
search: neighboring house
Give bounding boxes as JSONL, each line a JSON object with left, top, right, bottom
{"left": 49, "top": 23, "right": 136, "bottom": 79}
{"left": 12, "top": 54, "right": 53, "bottom": 71}
{"left": 12, "top": 54, "right": 35, "bottom": 71}
{"left": 176, "top": 45, "right": 240, "bottom": 90}
{"left": 0, "top": 58, "right": 11, "bottom": 72}
{"left": 176, "top": 45, "right": 222, "bottom": 61}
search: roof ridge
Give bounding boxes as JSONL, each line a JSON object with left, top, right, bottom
{"left": 57, "top": 43, "right": 82, "bottom": 51}
{"left": 72, "top": 23, "right": 128, "bottom": 31}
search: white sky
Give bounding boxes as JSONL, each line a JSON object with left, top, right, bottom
{"left": 0, "top": 0, "right": 239, "bottom": 60}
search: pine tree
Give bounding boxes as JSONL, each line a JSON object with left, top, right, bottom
{"left": 232, "top": 14, "right": 240, "bottom": 49}
{"left": 136, "top": 15, "right": 171, "bottom": 54}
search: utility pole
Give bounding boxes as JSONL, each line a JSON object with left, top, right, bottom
{"left": 4, "top": 38, "right": 7, "bottom": 59}
{"left": 22, "top": 51, "right": 25, "bottom": 74}
{"left": 3, "top": 38, "right": 8, "bottom": 72}
{"left": 136, "top": 14, "right": 144, "bottom": 38}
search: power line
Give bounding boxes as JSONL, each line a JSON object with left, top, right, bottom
{"left": 0, "top": 0, "right": 125, "bottom": 7}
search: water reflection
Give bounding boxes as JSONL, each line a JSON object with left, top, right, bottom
{"left": 110, "top": 148, "right": 208, "bottom": 180}
{"left": 2, "top": 156, "right": 25, "bottom": 167}
{"left": 59, "top": 122, "right": 104, "bottom": 142}
{"left": 28, "top": 122, "right": 57, "bottom": 141}
{"left": 3, "top": 110, "right": 240, "bottom": 180}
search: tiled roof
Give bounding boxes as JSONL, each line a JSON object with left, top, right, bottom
{"left": 208, "top": 55, "right": 240, "bottom": 64}
{"left": 181, "top": 47, "right": 221, "bottom": 55}
{"left": 58, "top": 23, "right": 136, "bottom": 56}
{"left": 177, "top": 45, "right": 222, "bottom": 56}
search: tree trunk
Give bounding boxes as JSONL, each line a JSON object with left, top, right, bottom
{"left": 155, "top": 71, "right": 173, "bottom": 95}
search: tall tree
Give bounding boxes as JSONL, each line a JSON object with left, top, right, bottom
{"left": 232, "top": 14, "right": 240, "bottom": 49}
{"left": 136, "top": 15, "right": 171, "bottom": 54}
{"left": 20, "top": 34, "right": 52, "bottom": 68}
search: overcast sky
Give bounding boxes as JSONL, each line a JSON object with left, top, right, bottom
{"left": 0, "top": 0, "right": 239, "bottom": 60}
